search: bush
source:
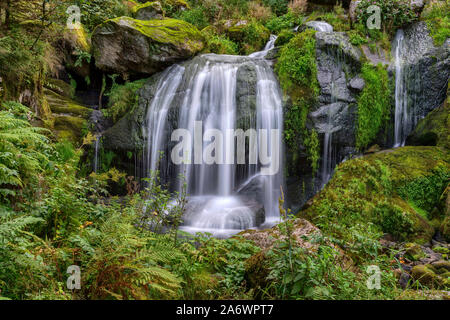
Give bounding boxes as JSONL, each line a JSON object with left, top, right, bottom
{"left": 76, "top": 0, "right": 129, "bottom": 31}
{"left": 265, "top": 11, "right": 301, "bottom": 34}
{"left": 274, "top": 29, "right": 295, "bottom": 46}
{"left": 263, "top": 0, "right": 289, "bottom": 16}
{"left": 204, "top": 34, "right": 239, "bottom": 55}
{"left": 175, "top": 7, "right": 209, "bottom": 30}
{"left": 356, "top": 0, "right": 418, "bottom": 34}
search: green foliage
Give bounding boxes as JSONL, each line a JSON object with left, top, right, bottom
{"left": 348, "top": 29, "right": 369, "bottom": 46}
{"left": 275, "top": 29, "right": 318, "bottom": 99}
{"left": 175, "top": 7, "right": 209, "bottom": 30}
{"left": 356, "top": 63, "right": 391, "bottom": 150}
{"left": 356, "top": 0, "right": 418, "bottom": 34}
{"left": 75, "top": 0, "right": 129, "bottom": 31}
{"left": 262, "top": 0, "right": 289, "bottom": 16}
{"left": 421, "top": 0, "right": 450, "bottom": 46}
{"left": 274, "top": 29, "right": 295, "bottom": 47}
{"left": 265, "top": 11, "right": 301, "bottom": 34}
{"left": 397, "top": 165, "right": 450, "bottom": 215}
{"left": 204, "top": 34, "right": 239, "bottom": 55}
{"left": 0, "top": 104, "right": 52, "bottom": 203}
{"left": 0, "top": 30, "right": 47, "bottom": 101}
{"left": 276, "top": 30, "right": 320, "bottom": 173}
{"left": 228, "top": 21, "right": 270, "bottom": 55}
{"left": 105, "top": 78, "right": 146, "bottom": 122}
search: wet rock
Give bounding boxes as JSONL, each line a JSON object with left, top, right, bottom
{"left": 348, "top": 76, "right": 365, "bottom": 92}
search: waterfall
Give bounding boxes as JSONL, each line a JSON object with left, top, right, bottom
{"left": 393, "top": 29, "right": 408, "bottom": 147}
{"left": 248, "top": 35, "right": 277, "bottom": 58}
{"left": 143, "top": 39, "right": 284, "bottom": 237}
{"left": 93, "top": 134, "right": 101, "bottom": 173}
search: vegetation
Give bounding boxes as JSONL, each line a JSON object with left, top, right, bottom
{"left": 0, "top": 0, "right": 449, "bottom": 302}
{"left": 276, "top": 29, "right": 320, "bottom": 173}
{"left": 421, "top": 0, "right": 450, "bottom": 46}
{"left": 356, "top": 63, "right": 391, "bottom": 150}
{"left": 356, "top": 0, "right": 418, "bottom": 35}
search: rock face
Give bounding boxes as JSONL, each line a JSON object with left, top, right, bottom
{"left": 392, "top": 22, "right": 450, "bottom": 130}
{"left": 286, "top": 32, "right": 362, "bottom": 211}
{"left": 92, "top": 17, "right": 204, "bottom": 77}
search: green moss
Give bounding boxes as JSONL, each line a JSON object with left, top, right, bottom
{"left": 227, "top": 21, "right": 270, "bottom": 55}
{"left": 407, "top": 93, "right": 450, "bottom": 149}
{"left": 301, "top": 147, "right": 449, "bottom": 253}
{"left": 421, "top": 0, "right": 450, "bottom": 47}
{"left": 131, "top": 1, "right": 163, "bottom": 15}
{"left": 276, "top": 29, "right": 320, "bottom": 174}
{"left": 274, "top": 29, "right": 295, "bottom": 47}
{"left": 356, "top": 63, "right": 391, "bottom": 150}
{"left": 105, "top": 78, "right": 147, "bottom": 121}
{"left": 53, "top": 116, "right": 87, "bottom": 144}
{"left": 44, "top": 89, "right": 92, "bottom": 118}
{"left": 103, "top": 17, "right": 205, "bottom": 53}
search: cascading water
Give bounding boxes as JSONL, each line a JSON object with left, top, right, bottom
{"left": 393, "top": 29, "right": 408, "bottom": 147}
{"left": 143, "top": 41, "right": 284, "bottom": 237}
{"left": 248, "top": 35, "right": 277, "bottom": 58}
{"left": 93, "top": 134, "right": 101, "bottom": 173}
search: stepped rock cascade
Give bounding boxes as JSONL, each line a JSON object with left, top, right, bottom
{"left": 248, "top": 35, "right": 277, "bottom": 58}
{"left": 305, "top": 21, "right": 334, "bottom": 33}
{"left": 142, "top": 44, "right": 284, "bottom": 237}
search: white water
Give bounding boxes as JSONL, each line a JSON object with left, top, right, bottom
{"left": 305, "top": 21, "right": 333, "bottom": 33}
{"left": 248, "top": 35, "right": 277, "bottom": 58}
{"left": 393, "top": 29, "right": 408, "bottom": 147}
{"left": 144, "top": 39, "right": 284, "bottom": 237}
{"left": 93, "top": 134, "right": 101, "bottom": 173}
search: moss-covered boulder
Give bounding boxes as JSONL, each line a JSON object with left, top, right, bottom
{"left": 44, "top": 87, "right": 91, "bottom": 145}
{"left": 411, "top": 264, "right": 450, "bottom": 289}
{"left": 225, "top": 20, "right": 270, "bottom": 55}
{"left": 92, "top": 17, "right": 204, "bottom": 77}
{"left": 406, "top": 93, "right": 449, "bottom": 149}
{"left": 301, "top": 146, "right": 449, "bottom": 246}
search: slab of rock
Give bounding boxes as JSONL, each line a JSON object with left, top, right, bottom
{"left": 92, "top": 17, "right": 204, "bottom": 77}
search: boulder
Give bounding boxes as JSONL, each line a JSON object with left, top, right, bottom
{"left": 92, "top": 17, "right": 204, "bottom": 77}
{"left": 411, "top": 264, "right": 449, "bottom": 289}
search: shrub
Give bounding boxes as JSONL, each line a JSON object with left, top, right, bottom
{"left": 265, "top": 11, "right": 301, "bottom": 34}
{"left": 356, "top": 0, "right": 418, "bottom": 34}
{"left": 274, "top": 29, "right": 295, "bottom": 46}
{"left": 248, "top": 1, "right": 273, "bottom": 23}
{"left": 175, "top": 7, "right": 209, "bottom": 30}
{"left": 263, "top": 0, "right": 289, "bottom": 16}
{"left": 204, "top": 34, "right": 239, "bottom": 55}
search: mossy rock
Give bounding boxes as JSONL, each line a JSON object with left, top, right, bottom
{"left": 406, "top": 96, "right": 450, "bottom": 149}
{"left": 44, "top": 89, "right": 92, "bottom": 118}
{"left": 44, "top": 79, "right": 75, "bottom": 99}
{"left": 53, "top": 116, "right": 87, "bottom": 145}
{"left": 441, "top": 216, "right": 450, "bottom": 242}
{"left": 244, "top": 250, "right": 271, "bottom": 298}
{"left": 301, "top": 146, "right": 449, "bottom": 247}
{"left": 92, "top": 17, "right": 204, "bottom": 76}
{"left": 411, "top": 264, "right": 449, "bottom": 289}
{"left": 131, "top": 2, "right": 164, "bottom": 20}
{"left": 225, "top": 20, "right": 270, "bottom": 55}
{"left": 405, "top": 243, "right": 427, "bottom": 261}
{"left": 433, "top": 246, "right": 449, "bottom": 255}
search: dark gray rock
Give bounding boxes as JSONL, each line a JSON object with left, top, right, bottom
{"left": 348, "top": 76, "right": 365, "bottom": 91}
{"left": 134, "top": 2, "right": 164, "bottom": 20}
